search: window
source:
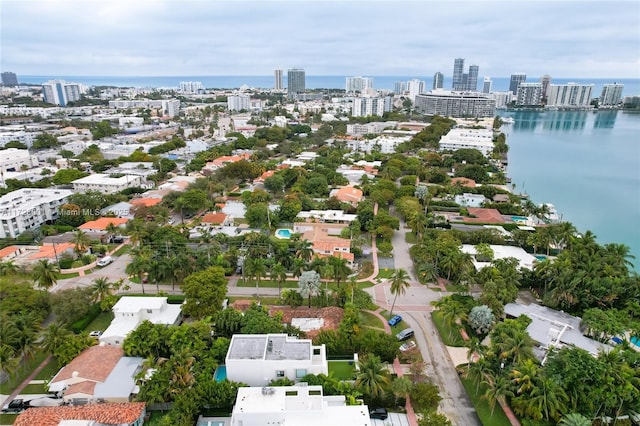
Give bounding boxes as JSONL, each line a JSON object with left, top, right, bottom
{"left": 285, "top": 391, "right": 298, "bottom": 396}
{"left": 295, "top": 369, "right": 307, "bottom": 378}
{"left": 309, "top": 390, "right": 321, "bottom": 396}
{"left": 276, "top": 370, "right": 285, "bottom": 377}
{"left": 147, "top": 309, "right": 153, "bottom": 314}
{"left": 313, "top": 348, "right": 321, "bottom": 355}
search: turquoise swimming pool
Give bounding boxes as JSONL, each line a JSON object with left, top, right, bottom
{"left": 276, "top": 228, "right": 292, "bottom": 239}
{"left": 214, "top": 365, "right": 227, "bottom": 382}
{"left": 511, "top": 215, "right": 529, "bottom": 222}
{"left": 535, "top": 255, "right": 547, "bottom": 261}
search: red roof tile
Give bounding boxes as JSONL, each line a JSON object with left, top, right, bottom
{"left": 78, "top": 217, "right": 129, "bottom": 231}
{"left": 0, "top": 245, "right": 21, "bottom": 259}
{"left": 14, "top": 402, "right": 146, "bottom": 426}
{"left": 202, "top": 212, "right": 228, "bottom": 225}
{"left": 130, "top": 197, "right": 162, "bottom": 207}
{"left": 462, "top": 208, "right": 505, "bottom": 224}
{"left": 51, "top": 346, "right": 123, "bottom": 384}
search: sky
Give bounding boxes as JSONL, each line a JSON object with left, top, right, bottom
{"left": 1, "top": 0, "right": 639, "bottom": 78}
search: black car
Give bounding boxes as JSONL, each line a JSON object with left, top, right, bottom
{"left": 1, "top": 399, "right": 29, "bottom": 413}
{"left": 370, "top": 407, "right": 388, "bottom": 420}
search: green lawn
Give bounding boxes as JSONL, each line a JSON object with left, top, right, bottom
{"left": 34, "top": 359, "right": 61, "bottom": 381}
{"left": 376, "top": 268, "right": 395, "bottom": 279}
{"left": 85, "top": 311, "right": 115, "bottom": 333}
{"left": 236, "top": 279, "right": 297, "bottom": 289}
{"left": 459, "top": 372, "right": 513, "bottom": 426}
{"left": 379, "top": 310, "right": 406, "bottom": 333}
{"left": 405, "top": 232, "right": 418, "bottom": 244}
{"left": 21, "top": 382, "right": 48, "bottom": 394}
{"left": 359, "top": 311, "right": 384, "bottom": 329}
{"left": 0, "top": 352, "right": 49, "bottom": 394}
{"left": 57, "top": 271, "right": 79, "bottom": 279}
{"left": 227, "top": 296, "right": 282, "bottom": 306}
{"left": 112, "top": 244, "right": 131, "bottom": 256}
{"left": 431, "top": 311, "right": 466, "bottom": 347}
{"left": 328, "top": 360, "right": 356, "bottom": 380}
{"left": 0, "top": 414, "right": 18, "bottom": 425}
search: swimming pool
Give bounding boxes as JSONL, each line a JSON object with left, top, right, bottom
{"left": 511, "top": 216, "right": 529, "bottom": 222}
{"left": 631, "top": 336, "right": 640, "bottom": 347}
{"left": 535, "top": 255, "right": 547, "bottom": 261}
{"left": 214, "top": 365, "right": 227, "bottom": 382}
{"left": 275, "top": 228, "right": 292, "bottom": 239}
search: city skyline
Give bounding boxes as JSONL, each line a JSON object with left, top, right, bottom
{"left": 1, "top": 0, "right": 639, "bottom": 78}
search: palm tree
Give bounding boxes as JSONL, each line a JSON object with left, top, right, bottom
{"left": 328, "top": 256, "right": 350, "bottom": 288}
{"left": 270, "top": 263, "right": 288, "bottom": 297}
{"left": 90, "top": 277, "right": 113, "bottom": 305}
{"left": 526, "top": 376, "right": 568, "bottom": 422}
{"left": 389, "top": 269, "right": 410, "bottom": 316}
{"left": 510, "top": 358, "right": 539, "bottom": 395}
{"left": 482, "top": 372, "right": 514, "bottom": 417}
{"left": 355, "top": 354, "right": 390, "bottom": 399}
{"left": 72, "top": 229, "right": 91, "bottom": 256}
{"left": 0, "top": 260, "right": 18, "bottom": 276}
{"left": 468, "top": 357, "right": 490, "bottom": 394}
{"left": 32, "top": 259, "right": 60, "bottom": 290}
{"left": 40, "top": 323, "right": 72, "bottom": 355}
{"left": 391, "top": 376, "right": 412, "bottom": 406}
{"left": 298, "top": 270, "right": 320, "bottom": 308}
{"left": 0, "top": 345, "right": 18, "bottom": 379}
{"left": 105, "top": 222, "right": 119, "bottom": 244}
{"left": 295, "top": 239, "right": 314, "bottom": 263}
{"left": 125, "top": 249, "right": 151, "bottom": 294}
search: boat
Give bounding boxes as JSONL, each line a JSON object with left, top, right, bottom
{"left": 501, "top": 117, "right": 515, "bottom": 124}
{"left": 540, "top": 203, "right": 561, "bottom": 223}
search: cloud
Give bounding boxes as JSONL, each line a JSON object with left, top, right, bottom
{"left": 1, "top": 0, "right": 639, "bottom": 77}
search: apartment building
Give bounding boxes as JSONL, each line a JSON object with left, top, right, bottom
{"left": 438, "top": 128, "right": 494, "bottom": 156}
{"left": 225, "top": 334, "right": 328, "bottom": 386}
{"left": 546, "top": 83, "right": 594, "bottom": 108}
{"left": 346, "top": 135, "right": 410, "bottom": 154}
{"left": 230, "top": 385, "right": 372, "bottom": 426}
{"left": 351, "top": 96, "right": 392, "bottom": 117}
{"left": 42, "top": 80, "right": 82, "bottom": 106}
{"left": 0, "top": 130, "right": 40, "bottom": 148}
{"left": 227, "top": 93, "right": 251, "bottom": 111}
{"left": 71, "top": 173, "right": 144, "bottom": 194}
{"left": 0, "top": 148, "right": 39, "bottom": 173}
{"left": 516, "top": 83, "right": 543, "bottom": 106}
{"left": 600, "top": 83, "right": 624, "bottom": 106}
{"left": 0, "top": 188, "right": 73, "bottom": 238}
{"left": 346, "top": 76, "right": 373, "bottom": 93}
{"left": 414, "top": 90, "right": 496, "bottom": 118}
{"left": 108, "top": 99, "right": 181, "bottom": 117}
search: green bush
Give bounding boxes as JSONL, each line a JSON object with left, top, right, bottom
{"left": 70, "top": 304, "right": 102, "bottom": 334}
{"left": 59, "top": 257, "right": 74, "bottom": 269}
{"left": 167, "top": 295, "right": 186, "bottom": 304}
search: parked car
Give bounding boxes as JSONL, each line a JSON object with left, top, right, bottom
{"left": 2, "top": 399, "right": 29, "bottom": 413}
{"left": 396, "top": 328, "right": 414, "bottom": 341}
{"left": 399, "top": 340, "right": 417, "bottom": 352}
{"left": 369, "top": 407, "right": 388, "bottom": 420}
{"left": 388, "top": 315, "right": 402, "bottom": 326}
{"left": 89, "top": 331, "right": 103, "bottom": 338}
{"left": 96, "top": 256, "right": 113, "bottom": 267}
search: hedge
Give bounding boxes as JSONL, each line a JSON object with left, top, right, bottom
{"left": 70, "top": 304, "right": 102, "bottom": 334}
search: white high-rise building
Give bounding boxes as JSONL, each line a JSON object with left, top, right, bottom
{"left": 0, "top": 188, "right": 73, "bottom": 238}
{"left": 406, "top": 79, "right": 425, "bottom": 102}
{"left": 433, "top": 72, "right": 444, "bottom": 90}
{"left": 42, "top": 80, "right": 82, "bottom": 106}
{"left": 546, "top": 83, "right": 594, "bottom": 107}
{"left": 228, "top": 93, "right": 251, "bottom": 111}
{"left": 600, "top": 83, "right": 624, "bottom": 106}
{"left": 179, "top": 81, "right": 204, "bottom": 93}
{"left": 345, "top": 76, "right": 373, "bottom": 93}
{"left": 482, "top": 77, "right": 492, "bottom": 94}
{"left": 352, "top": 96, "right": 392, "bottom": 117}
{"left": 274, "top": 70, "right": 283, "bottom": 91}
{"left": 394, "top": 81, "right": 406, "bottom": 95}
{"left": 516, "top": 83, "right": 543, "bottom": 106}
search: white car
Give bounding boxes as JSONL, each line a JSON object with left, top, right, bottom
{"left": 399, "top": 340, "right": 417, "bottom": 352}
{"left": 89, "top": 331, "right": 102, "bottom": 338}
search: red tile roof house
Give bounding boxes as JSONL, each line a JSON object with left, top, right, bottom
{"left": 14, "top": 402, "right": 146, "bottom": 426}
{"left": 461, "top": 208, "right": 506, "bottom": 224}
{"left": 0, "top": 245, "right": 25, "bottom": 260}
{"left": 201, "top": 212, "right": 233, "bottom": 227}
{"left": 47, "top": 345, "right": 143, "bottom": 405}
{"left": 329, "top": 186, "right": 364, "bottom": 207}
{"left": 450, "top": 177, "right": 477, "bottom": 188}
{"left": 78, "top": 217, "right": 129, "bottom": 233}
{"left": 293, "top": 222, "right": 355, "bottom": 266}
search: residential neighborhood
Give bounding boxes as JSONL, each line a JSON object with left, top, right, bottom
{"left": 0, "top": 61, "right": 639, "bottom": 426}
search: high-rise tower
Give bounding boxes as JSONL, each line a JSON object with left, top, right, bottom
{"left": 482, "top": 77, "right": 492, "bottom": 94}
{"left": 287, "top": 68, "right": 305, "bottom": 99}
{"left": 466, "top": 65, "right": 479, "bottom": 91}
{"left": 452, "top": 58, "right": 465, "bottom": 90}
{"left": 509, "top": 73, "right": 527, "bottom": 95}
{"left": 274, "top": 69, "right": 283, "bottom": 91}
{"left": 1, "top": 72, "right": 18, "bottom": 86}
{"left": 433, "top": 72, "right": 444, "bottom": 90}
{"left": 600, "top": 83, "right": 624, "bottom": 106}
{"left": 540, "top": 74, "right": 552, "bottom": 101}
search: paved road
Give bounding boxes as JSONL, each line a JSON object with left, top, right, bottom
{"left": 371, "top": 218, "right": 481, "bottom": 426}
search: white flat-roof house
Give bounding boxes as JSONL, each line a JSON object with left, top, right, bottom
{"left": 71, "top": 173, "right": 145, "bottom": 194}
{"left": 231, "top": 384, "right": 371, "bottom": 426}
{"left": 225, "top": 334, "right": 328, "bottom": 386}
{"left": 295, "top": 210, "right": 358, "bottom": 224}
{"left": 439, "top": 128, "right": 494, "bottom": 157}
{"left": 461, "top": 244, "right": 538, "bottom": 271}
{"left": 0, "top": 188, "right": 73, "bottom": 238}
{"left": 455, "top": 193, "right": 487, "bottom": 208}
{"left": 100, "top": 297, "right": 182, "bottom": 346}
